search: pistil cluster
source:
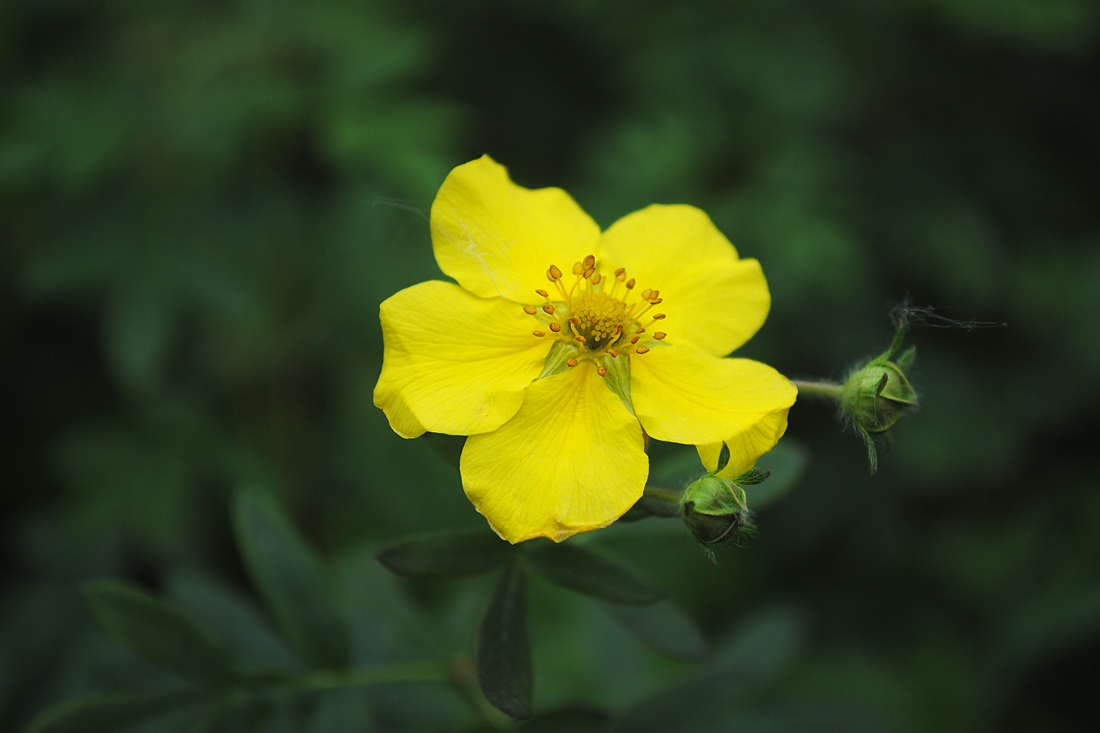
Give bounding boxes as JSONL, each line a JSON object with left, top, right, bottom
{"left": 523, "top": 254, "right": 667, "bottom": 376}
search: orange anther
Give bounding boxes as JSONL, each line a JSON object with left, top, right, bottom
{"left": 652, "top": 313, "right": 666, "bottom": 320}
{"left": 649, "top": 289, "right": 660, "bottom": 300}
{"left": 535, "top": 289, "right": 548, "bottom": 298}
{"left": 549, "top": 322, "right": 562, "bottom": 333}
{"left": 548, "top": 264, "right": 563, "bottom": 280}
{"left": 630, "top": 336, "right": 640, "bottom": 344}
{"left": 582, "top": 266, "right": 596, "bottom": 279}
{"left": 572, "top": 262, "right": 584, "bottom": 275}
{"left": 635, "top": 345, "right": 650, "bottom": 354}
{"left": 641, "top": 289, "right": 653, "bottom": 300}
{"left": 575, "top": 335, "right": 586, "bottom": 343}
{"left": 625, "top": 278, "right": 635, "bottom": 289}
{"left": 651, "top": 297, "right": 663, "bottom": 305}
{"left": 569, "top": 317, "right": 579, "bottom": 325}
{"left": 635, "top": 327, "right": 645, "bottom": 334}
{"left": 614, "top": 267, "right": 626, "bottom": 277}
{"left": 542, "top": 304, "right": 555, "bottom": 314}
{"left": 566, "top": 358, "right": 578, "bottom": 367}
{"left": 608, "top": 349, "right": 618, "bottom": 357}
{"left": 597, "top": 365, "right": 608, "bottom": 377}
{"left": 591, "top": 273, "right": 602, "bottom": 285}
{"left": 523, "top": 305, "right": 538, "bottom": 315}
{"left": 533, "top": 330, "right": 545, "bottom": 337}
{"left": 653, "top": 332, "right": 666, "bottom": 340}
{"left": 583, "top": 254, "right": 596, "bottom": 269}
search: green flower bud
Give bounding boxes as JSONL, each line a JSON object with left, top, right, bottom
{"left": 841, "top": 359, "right": 918, "bottom": 435}
{"left": 839, "top": 321, "right": 920, "bottom": 473}
{"left": 680, "top": 475, "right": 750, "bottom": 546}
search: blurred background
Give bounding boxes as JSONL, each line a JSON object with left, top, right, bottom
{"left": 2, "top": 0, "right": 1099, "bottom": 731}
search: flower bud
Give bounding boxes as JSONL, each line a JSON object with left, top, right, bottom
{"left": 680, "top": 475, "right": 750, "bottom": 546}
{"left": 839, "top": 321, "right": 919, "bottom": 473}
{"left": 840, "top": 359, "right": 918, "bottom": 435}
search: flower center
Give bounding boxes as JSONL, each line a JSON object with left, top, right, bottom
{"left": 521, "top": 254, "right": 667, "bottom": 377}
{"left": 572, "top": 292, "right": 627, "bottom": 351}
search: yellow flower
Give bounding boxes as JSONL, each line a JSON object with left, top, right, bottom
{"left": 374, "top": 156, "right": 796, "bottom": 543}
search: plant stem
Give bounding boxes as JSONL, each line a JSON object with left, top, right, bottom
{"left": 638, "top": 485, "right": 683, "bottom": 517}
{"left": 791, "top": 379, "right": 845, "bottom": 400}
{"left": 270, "top": 661, "right": 451, "bottom": 693}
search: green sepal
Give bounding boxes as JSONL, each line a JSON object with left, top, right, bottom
{"left": 733, "top": 467, "right": 770, "bottom": 486}
{"left": 524, "top": 541, "right": 664, "bottom": 606}
{"left": 600, "top": 353, "right": 634, "bottom": 414}
{"left": 232, "top": 489, "right": 350, "bottom": 670}
{"left": 376, "top": 529, "right": 513, "bottom": 579}
{"left": 599, "top": 600, "right": 709, "bottom": 661}
{"left": 714, "top": 443, "right": 731, "bottom": 474}
{"left": 896, "top": 344, "right": 917, "bottom": 372}
{"left": 82, "top": 580, "right": 241, "bottom": 688}
{"left": 538, "top": 341, "right": 578, "bottom": 379}
{"left": 477, "top": 561, "right": 533, "bottom": 720}
{"left": 24, "top": 689, "right": 206, "bottom": 733}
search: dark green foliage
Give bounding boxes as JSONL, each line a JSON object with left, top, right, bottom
{"left": 3, "top": 0, "right": 1100, "bottom": 730}
{"left": 600, "top": 601, "right": 710, "bottom": 662}
{"left": 83, "top": 581, "right": 242, "bottom": 688}
{"left": 524, "top": 542, "right": 665, "bottom": 606}
{"left": 232, "top": 491, "right": 351, "bottom": 670}
{"left": 24, "top": 690, "right": 204, "bottom": 733}
{"left": 376, "top": 530, "right": 513, "bottom": 579}
{"left": 477, "top": 562, "right": 533, "bottom": 720}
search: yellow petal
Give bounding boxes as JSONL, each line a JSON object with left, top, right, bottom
{"left": 696, "top": 408, "right": 791, "bottom": 479}
{"left": 431, "top": 155, "right": 602, "bottom": 303}
{"left": 460, "top": 361, "right": 648, "bottom": 543}
{"left": 600, "top": 204, "right": 770, "bottom": 356}
{"left": 631, "top": 341, "right": 797, "bottom": 446}
{"left": 374, "top": 280, "right": 551, "bottom": 437}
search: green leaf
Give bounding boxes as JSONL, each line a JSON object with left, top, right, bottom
{"left": 24, "top": 689, "right": 204, "bottom": 733}
{"left": 376, "top": 530, "right": 513, "bottom": 579}
{"left": 524, "top": 542, "right": 664, "bottom": 606}
{"left": 232, "top": 490, "right": 350, "bottom": 669}
{"left": 600, "top": 600, "right": 709, "bottom": 661}
{"left": 477, "top": 561, "right": 532, "bottom": 720}
{"left": 83, "top": 580, "right": 240, "bottom": 688}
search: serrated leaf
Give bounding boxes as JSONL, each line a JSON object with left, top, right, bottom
{"left": 83, "top": 580, "right": 240, "bottom": 688}
{"left": 232, "top": 490, "right": 350, "bottom": 669}
{"left": 477, "top": 562, "right": 532, "bottom": 720}
{"left": 600, "top": 600, "right": 709, "bottom": 661}
{"left": 524, "top": 542, "right": 664, "bottom": 606}
{"left": 24, "top": 689, "right": 204, "bottom": 733}
{"left": 376, "top": 530, "right": 512, "bottom": 579}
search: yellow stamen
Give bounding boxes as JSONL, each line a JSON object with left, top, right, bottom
{"left": 523, "top": 305, "right": 538, "bottom": 315}
{"left": 533, "top": 330, "right": 545, "bottom": 337}
{"left": 653, "top": 332, "right": 666, "bottom": 340}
